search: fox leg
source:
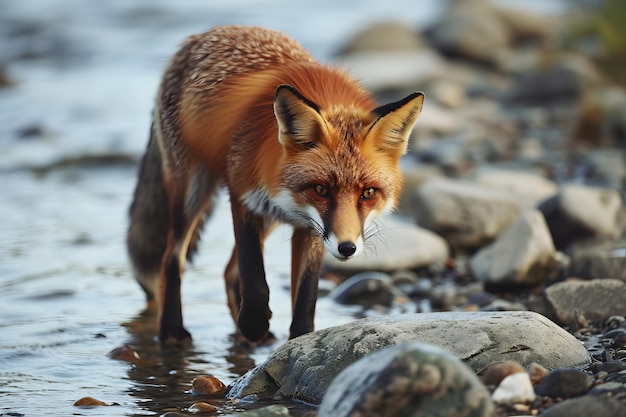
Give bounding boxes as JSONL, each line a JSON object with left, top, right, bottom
{"left": 229, "top": 200, "right": 274, "bottom": 342}
{"left": 224, "top": 249, "right": 241, "bottom": 326}
{"left": 158, "top": 167, "right": 219, "bottom": 343}
{"left": 289, "top": 227, "right": 325, "bottom": 339}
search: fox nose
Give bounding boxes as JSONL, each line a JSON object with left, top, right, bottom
{"left": 337, "top": 241, "right": 357, "bottom": 257}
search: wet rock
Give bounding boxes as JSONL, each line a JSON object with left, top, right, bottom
{"left": 317, "top": 342, "right": 495, "bottom": 417}
{"left": 108, "top": 345, "right": 140, "bottom": 362}
{"left": 323, "top": 216, "right": 449, "bottom": 273}
{"left": 567, "top": 240, "right": 626, "bottom": 281}
{"left": 480, "top": 360, "right": 525, "bottom": 387}
{"left": 539, "top": 395, "right": 624, "bottom": 417}
{"left": 470, "top": 210, "right": 562, "bottom": 288}
{"left": 535, "top": 368, "right": 594, "bottom": 399}
{"left": 225, "top": 405, "right": 290, "bottom": 417}
{"left": 73, "top": 396, "right": 109, "bottom": 406}
{"left": 411, "top": 178, "right": 522, "bottom": 252}
{"left": 328, "top": 271, "right": 406, "bottom": 308}
{"left": 191, "top": 375, "right": 227, "bottom": 396}
{"left": 227, "top": 312, "right": 589, "bottom": 404}
{"left": 538, "top": 184, "right": 623, "bottom": 250}
{"left": 472, "top": 168, "right": 558, "bottom": 209}
{"left": 188, "top": 402, "right": 218, "bottom": 414}
{"left": 337, "top": 21, "right": 424, "bottom": 55}
{"left": 544, "top": 279, "right": 626, "bottom": 327}
{"left": 491, "top": 372, "right": 536, "bottom": 405}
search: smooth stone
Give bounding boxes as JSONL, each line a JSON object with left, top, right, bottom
{"left": 535, "top": 368, "right": 594, "bottom": 399}
{"left": 328, "top": 271, "right": 407, "bottom": 308}
{"left": 491, "top": 372, "right": 536, "bottom": 405}
{"left": 317, "top": 342, "right": 495, "bottom": 417}
{"left": 411, "top": 178, "right": 522, "bottom": 251}
{"left": 227, "top": 311, "right": 590, "bottom": 404}
{"left": 469, "top": 210, "right": 562, "bottom": 287}
{"left": 544, "top": 279, "right": 626, "bottom": 327}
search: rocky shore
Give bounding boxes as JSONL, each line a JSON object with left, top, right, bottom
{"left": 219, "top": 1, "right": 626, "bottom": 416}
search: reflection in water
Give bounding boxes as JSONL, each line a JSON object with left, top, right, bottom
{"left": 119, "top": 309, "right": 316, "bottom": 416}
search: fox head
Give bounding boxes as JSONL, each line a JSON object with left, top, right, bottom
{"left": 272, "top": 84, "right": 424, "bottom": 260}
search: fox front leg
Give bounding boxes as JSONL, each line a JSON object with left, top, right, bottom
{"left": 230, "top": 202, "right": 272, "bottom": 342}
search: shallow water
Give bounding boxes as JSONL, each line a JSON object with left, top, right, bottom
{"left": 0, "top": 1, "right": 569, "bottom": 415}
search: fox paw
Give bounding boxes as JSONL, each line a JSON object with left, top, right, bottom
{"left": 159, "top": 325, "right": 192, "bottom": 345}
{"left": 238, "top": 307, "right": 271, "bottom": 343}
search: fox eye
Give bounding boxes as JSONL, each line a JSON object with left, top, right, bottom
{"left": 361, "top": 188, "right": 376, "bottom": 200}
{"left": 314, "top": 184, "right": 328, "bottom": 196}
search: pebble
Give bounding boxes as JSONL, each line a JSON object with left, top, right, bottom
{"left": 191, "top": 375, "right": 227, "bottom": 396}
{"left": 480, "top": 360, "right": 525, "bottom": 386}
{"left": 188, "top": 402, "right": 218, "bottom": 414}
{"left": 534, "top": 368, "right": 594, "bottom": 399}
{"left": 528, "top": 362, "right": 549, "bottom": 385}
{"left": 108, "top": 345, "right": 140, "bottom": 362}
{"left": 491, "top": 372, "right": 536, "bottom": 405}
{"left": 73, "top": 396, "right": 109, "bottom": 406}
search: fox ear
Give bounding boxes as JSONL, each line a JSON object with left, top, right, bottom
{"left": 274, "top": 84, "right": 327, "bottom": 149}
{"left": 368, "top": 92, "right": 424, "bottom": 156}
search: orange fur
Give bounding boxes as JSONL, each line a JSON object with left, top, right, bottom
{"left": 127, "top": 25, "right": 424, "bottom": 343}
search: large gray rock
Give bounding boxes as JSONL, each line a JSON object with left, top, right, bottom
{"left": 323, "top": 216, "right": 449, "bottom": 273}
{"left": 317, "top": 342, "right": 495, "bottom": 417}
{"left": 227, "top": 312, "right": 589, "bottom": 404}
{"left": 469, "top": 210, "right": 563, "bottom": 287}
{"left": 411, "top": 178, "right": 522, "bottom": 251}
{"left": 539, "top": 184, "right": 623, "bottom": 250}
{"left": 544, "top": 279, "right": 626, "bottom": 327}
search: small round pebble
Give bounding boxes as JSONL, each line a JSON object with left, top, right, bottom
{"left": 73, "top": 396, "right": 108, "bottom": 406}
{"left": 192, "top": 375, "right": 227, "bottom": 396}
{"left": 481, "top": 360, "right": 525, "bottom": 386}
{"left": 188, "top": 402, "right": 218, "bottom": 414}
{"left": 528, "top": 362, "right": 549, "bottom": 385}
{"left": 108, "top": 345, "right": 140, "bottom": 362}
{"left": 535, "top": 368, "right": 594, "bottom": 398}
{"left": 491, "top": 372, "right": 536, "bottom": 405}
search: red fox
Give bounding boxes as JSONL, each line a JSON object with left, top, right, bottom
{"left": 127, "top": 25, "right": 424, "bottom": 344}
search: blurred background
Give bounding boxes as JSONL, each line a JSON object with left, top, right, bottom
{"left": 1, "top": 0, "right": 624, "bottom": 416}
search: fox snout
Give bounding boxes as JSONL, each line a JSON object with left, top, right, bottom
{"left": 325, "top": 232, "right": 364, "bottom": 260}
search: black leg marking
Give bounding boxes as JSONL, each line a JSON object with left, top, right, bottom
{"left": 159, "top": 255, "right": 191, "bottom": 343}
{"left": 236, "top": 218, "right": 271, "bottom": 342}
